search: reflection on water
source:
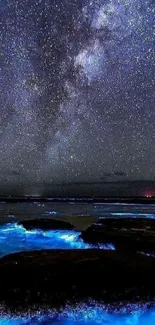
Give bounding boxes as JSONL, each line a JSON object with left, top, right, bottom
{"left": 0, "top": 223, "right": 115, "bottom": 258}
{"left": 111, "top": 213, "right": 155, "bottom": 218}
{"left": 1, "top": 303, "right": 155, "bottom": 324}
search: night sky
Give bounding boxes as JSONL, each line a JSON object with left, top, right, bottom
{"left": 0, "top": 0, "right": 154, "bottom": 196}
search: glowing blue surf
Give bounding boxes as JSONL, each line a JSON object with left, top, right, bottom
{"left": 1, "top": 303, "right": 155, "bottom": 324}
{"left": 0, "top": 223, "right": 115, "bottom": 258}
{"left": 111, "top": 213, "right": 155, "bottom": 218}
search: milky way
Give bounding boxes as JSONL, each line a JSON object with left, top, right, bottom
{"left": 0, "top": 0, "right": 154, "bottom": 195}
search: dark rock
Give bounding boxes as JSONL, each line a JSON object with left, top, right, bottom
{"left": 18, "top": 218, "right": 75, "bottom": 230}
{"left": 81, "top": 218, "right": 155, "bottom": 253}
{"left": 0, "top": 249, "right": 155, "bottom": 310}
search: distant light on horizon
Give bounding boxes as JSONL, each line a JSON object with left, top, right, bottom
{"left": 145, "top": 193, "right": 153, "bottom": 198}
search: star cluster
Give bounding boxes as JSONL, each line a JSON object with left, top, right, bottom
{"left": 0, "top": 0, "right": 154, "bottom": 194}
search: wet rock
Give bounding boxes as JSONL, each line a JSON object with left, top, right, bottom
{"left": 81, "top": 218, "right": 155, "bottom": 252}
{"left": 18, "top": 218, "right": 75, "bottom": 231}
{"left": 0, "top": 249, "right": 155, "bottom": 310}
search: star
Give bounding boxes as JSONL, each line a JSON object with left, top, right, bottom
{"left": 0, "top": 0, "right": 154, "bottom": 196}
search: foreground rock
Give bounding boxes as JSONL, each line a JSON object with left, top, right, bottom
{"left": 0, "top": 249, "right": 155, "bottom": 310}
{"left": 18, "top": 218, "right": 75, "bottom": 231}
{"left": 81, "top": 218, "right": 155, "bottom": 253}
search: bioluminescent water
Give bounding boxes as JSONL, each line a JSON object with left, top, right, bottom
{"left": 0, "top": 223, "right": 115, "bottom": 258}
{"left": 1, "top": 303, "right": 155, "bottom": 325}
{"left": 111, "top": 213, "right": 155, "bottom": 218}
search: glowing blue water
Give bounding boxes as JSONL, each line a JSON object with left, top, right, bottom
{"left": 0, "top": 223, "right": 115, "bottom": 258}
{"left": 111, "top": 213, "right": 155, "bottom": 218}
{"left": 1, "top": 304, "right": 155, "bottom": 324}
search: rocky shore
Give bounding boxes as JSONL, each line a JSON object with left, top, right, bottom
{"left": 1, "top": 217, "right": 155, "bottom": 311}
{"left": 18, "top": 218, "right": 75, "bottom": 230}
{"left": 81, "top": 218, "right": 155, "bottom": 253}
{"left": 0, "top": 249, "right": 155, "bottom": 310}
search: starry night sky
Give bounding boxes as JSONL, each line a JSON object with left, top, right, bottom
{"left": 0, "top": 0, "right": 154, "bottom": 196}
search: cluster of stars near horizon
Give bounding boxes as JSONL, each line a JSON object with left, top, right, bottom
{"left": 0, "top": 0, "right": 154, "bottom": 194}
